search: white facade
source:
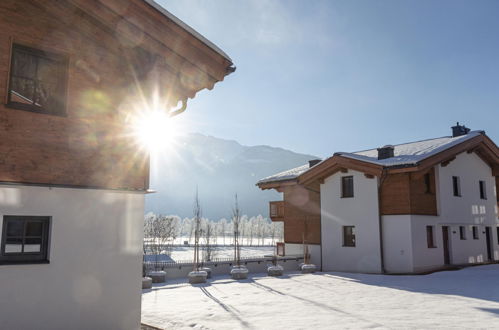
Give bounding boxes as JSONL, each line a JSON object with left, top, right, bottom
{"left": 383, "top": 152, "right": 498, "bottom": 273}
{"left": 320, "top": 169, "right": 382, "bottom": 273}
{"left": 0, "top": 185, "right": 145, "bottom": 330}
{"left": 321, "top": 152, "right": 498, "bottom": 274}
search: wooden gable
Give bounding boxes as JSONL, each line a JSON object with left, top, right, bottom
{"left": 0, "top": 0, "right": 233, "bottom": 190}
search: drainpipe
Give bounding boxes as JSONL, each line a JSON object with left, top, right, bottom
{"left": 168, "top": 98, "right": 187, "bottom": 117}
{"left": 377, "top": 168, "right": 388, "bottom": 274}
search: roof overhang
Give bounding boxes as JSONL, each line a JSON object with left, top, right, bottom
{"left": 386, "top": 134, "right": 499, "bottom": 176}
{"left": 298, "top": 155, "right": 383, "bottom": 185}
{"left": 298, "top": 133, "right": 499, "bottom": 185}
{"left": 69, "top": 0, "right": 234, "bottom": 103}
{"left": 257, "top": 180, "right": 298, "bottom": 192}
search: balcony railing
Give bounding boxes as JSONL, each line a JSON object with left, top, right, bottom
{"left": 269, "top": 201, "right": 284, "bottom": 219}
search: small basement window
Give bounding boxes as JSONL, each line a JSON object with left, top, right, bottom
{"left": 459, "top": 226, "right": 466, "bottom": 240}
{"left": 1, "top": 216, "right": 50, "bottom": 264}
{"left": 452, "top": 176, "right": 461, "bottom": 197}
{"left": 7, "top": 44, "right": 68, "bottom": 116}
{"left": 341, "top": 176, "right": 354, "bottom": 198}
{"left": 343, "top": 226, "right": 355, "bottom": 247}
{"left": 472, "top": 226, "right": 479, "bottom": 240}
{"left": 426, "top": 226, "right": 436, "bottom": 248}
{"left": 479, "top": 181, "right": 487, "bottom": 200}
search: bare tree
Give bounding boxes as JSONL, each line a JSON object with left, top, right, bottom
{"left": 192, "top": 189, "right": 202, "bottom": 271}
{"left": 144, "top": 214, "right": 177, "bottom": 270}
{"left": 232, "top": 194, "right": 242, "bottom": 267}
{"left": 202, "top": 219, "right": 216, "bottom": 262}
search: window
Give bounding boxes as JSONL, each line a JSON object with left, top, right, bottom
{"left": 424, "top": 173, "right": 432, "bottom": 194}
{"left": 479, "top": 181, "right": 487, "bottom": 200}
{"left": 343, "top": 226, "right": 355, "bottom": 247}
{"left": 472, "top": 226, "right": 479, "bottom": 240}
{"left": 341, "top": 176, "right": 354, "bottom": 198}
{"left": 1, "top": 216, "right": 50, "bottom": 264}
{"left": 452, "top": 176, "right": 461, "bottom": 197}
{"left": 459, "top": 226, "right": 466, "bottom": 240}
{"left": 8, "top": 44, "right": 68, "bottom": 116}
{"left": 426, "top": 226, "right": 436, "bottom": 248}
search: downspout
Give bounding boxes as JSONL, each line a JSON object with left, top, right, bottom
{"left": 377, "top": 168, "right": 388, "bottom": 274}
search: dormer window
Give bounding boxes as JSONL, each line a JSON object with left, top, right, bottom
{"left": 7, "top": 44, "right": 68, "bottom": 116}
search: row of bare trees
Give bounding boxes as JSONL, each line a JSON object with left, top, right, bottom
{"left": 143, "top": 214, "right": 283, "bottom": 247}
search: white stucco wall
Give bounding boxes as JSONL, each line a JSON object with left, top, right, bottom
{"left": 0, "top": 185, "right": 145, "bottom": 330}
{"left": 382, "top": 215, "right": 413, "bottom": 273}
{"left": 411, "top": 152, "right": 498, "bottom": 272}
{"left": 284, "top": 243, "right": 321, "bottom": 269}
{"left": 321, "top": 169, "right": 382, "bottom": 273}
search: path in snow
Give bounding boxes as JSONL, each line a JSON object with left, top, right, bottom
{"left": 141, "top": 264, "right": 499, "bottom": 329}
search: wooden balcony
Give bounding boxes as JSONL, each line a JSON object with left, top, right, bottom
{"left": 269, "top": 201, "right": 284, "bottom": 220}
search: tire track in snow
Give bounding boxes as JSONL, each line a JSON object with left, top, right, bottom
{"left": 199, "top": 286, "right": 252, "bottom": 329}
{"left": 251, "top": 280, "right": 388, "bottom": 329}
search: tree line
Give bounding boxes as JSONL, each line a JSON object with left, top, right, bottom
{"left": 144, "top": 212, "right": 284, "bottom": 247}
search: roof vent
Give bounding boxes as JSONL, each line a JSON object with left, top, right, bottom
{"left": 451, "top": 122, "right": 470, "bottom": 137}
{"left": 377, "top": 145, "right": 394, "bottom": 160}
{"left": 308, "top": 159, "right": 321, "bottom": 168}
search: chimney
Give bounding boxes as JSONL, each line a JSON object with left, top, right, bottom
{"left": 451, "top": 122, "right": 470, "bottom": 137}
{"left": 377, "top": 145, "right": 394, "bottom": 160}
{"left": 308, "top": 159, "right": 321, "bottom": 168}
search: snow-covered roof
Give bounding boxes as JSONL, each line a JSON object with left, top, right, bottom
{"left": 258, "top": 164, "right": 310, "bottom": 185}
{"left": 143, "top": 0, "right": 232, "bottom": 62}
{"left": 258, "top": 131, "right": 486, "bottom": 185}
{"left": 338, "top": 131, "right": 483, "bottom": 167}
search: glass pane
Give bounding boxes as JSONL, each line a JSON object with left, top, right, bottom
{"left": 25, "top": 221, "right": 43, "bottom": 236}
{"left": 11, "top": 49, "right": 38, "bottom": 104}
{"left": 4, "top": 237, "right": 23, "bottom": 253}
{"left": 6, "top": 220, "right": 24, "bottom": 237}
{"left": 24, "top": 238, "right": 42, "bottom": 253}
{"left": 35, "top": 57, "right": 60, "bottom": 108}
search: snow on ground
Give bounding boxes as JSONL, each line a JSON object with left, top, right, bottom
{"left": 142, "top": 264, "right": 499, "bottom": 329}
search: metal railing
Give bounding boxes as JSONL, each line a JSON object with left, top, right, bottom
{"left": 143, "top": 254, "right": 304, "bottom": 272}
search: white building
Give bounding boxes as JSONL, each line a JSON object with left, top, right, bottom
{"left": 258, "top": 124, "right": 499, "bottom": 274}
{"left": 0, "top": 1, "right": 233, "bottom": 329}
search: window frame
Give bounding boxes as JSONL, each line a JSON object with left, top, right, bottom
{"left": 479, "top": 180, "right": 487, "bottom": 200}
{"left": 452, "top": 176, "right": 461, "bottom": 197}
{"left": 426, "top": 226, "right": 436, "bottom": 248}
{"left": 0, "top": 216, "right": 51, "bottom": 265}
{"left": 472, "top": 226, "right": 479, "bottom": 240}
{"left": 7, "top": 43, "right": 69, "bottom": 117}
{"left": 343, "top": 225, "right": 356, "bottom": 247}
{"left": 341, "top": 176, "right": 354, "bottom": 198}
{"left": 459, "top": 226, "right": 466, "bottom": 240}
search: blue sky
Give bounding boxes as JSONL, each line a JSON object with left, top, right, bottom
{"left": 158, "top": 0, "right": 499, "bottom": 158}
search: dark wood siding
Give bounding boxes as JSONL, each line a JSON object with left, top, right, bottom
{"left": 0, "top": 1, "right": 231, "bottom": 190}
{"left": 281, "top": 184, "right": 321, "bottom": 245}
{"left": 381, "top": 168, "right": 438, "bottom": 215}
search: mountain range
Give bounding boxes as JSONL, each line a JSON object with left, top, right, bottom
{"left": 145, "top": 133, "right": 318, "bottom": 220}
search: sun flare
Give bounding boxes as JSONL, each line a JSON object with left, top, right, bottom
{"left": 133, "top": 110, "right": 180, "bottom": 152}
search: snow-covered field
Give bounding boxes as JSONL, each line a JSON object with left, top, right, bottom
{"left": 169, "top": 246, "right": 274, "bottom": 261}
{"left": 142, "top": 264, "right": 499, "bottom": 329}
